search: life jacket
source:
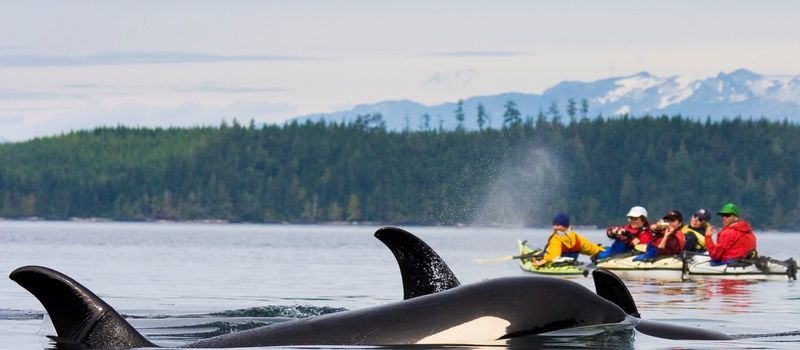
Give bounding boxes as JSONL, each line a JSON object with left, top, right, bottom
{"left": 681, "top": 225, "right": 706, "bottom": 250}
{"left": 652, "top": 228, "right": 685, "bottom": 255}
{"left": 673, "top": 230, "right": 686, "bottom": 252}
{"left": 561, "top": 231, "right": 582, "bottom": 254}
{"left": 615, "top": 224, "right": 653, "bottom": 247}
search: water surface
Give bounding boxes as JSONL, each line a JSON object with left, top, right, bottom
{"left": 1, "top": 221, "right": 799, "bottom": 349}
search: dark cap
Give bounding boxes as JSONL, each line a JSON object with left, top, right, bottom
{"left": 693, "top": 209, "right": 711, "bottom": 223}
{"left": 662, "top": 210, "right": 682, "bottom": 222}
{"left": 552, "top": 212, "right": 570, "bottom": 227}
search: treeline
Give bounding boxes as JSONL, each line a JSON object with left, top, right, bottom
{"left": 0, "top": 114, "right": 799, "bottom": 229}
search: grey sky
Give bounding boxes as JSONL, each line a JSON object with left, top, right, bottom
{"left": 1, "top": 0, "right": 799, "bottom": 141}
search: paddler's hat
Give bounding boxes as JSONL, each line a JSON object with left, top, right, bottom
{"left": 626, "top": 206, "right": 648, "bottom": 219}
{"left": 552, "top": 213, "right": 570, "bottom": 227}
{"left": 693, "top": 209, "right": 711, "bottom": 223}
{"left": 717, "top": 203, "right": 740, "bottom": 217}
{"left": 662, "top": 210, "right": 682, "bottom": 222}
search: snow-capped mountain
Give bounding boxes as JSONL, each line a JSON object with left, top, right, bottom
{"left": 294, "top": 69, "right": 800, "bottom": 130}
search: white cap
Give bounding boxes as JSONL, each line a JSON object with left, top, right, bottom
{"left": 626, "top": 206, "right": 648, "bottom": 218}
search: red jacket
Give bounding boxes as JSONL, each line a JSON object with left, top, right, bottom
{"left": 706, "top": 220, "right": 757, "bottom": 262}
{"left": 608, "top": 224, "right": 653, "bottom": 248}
{"left": 653, "top": 229, "right": 685, "bottom": 256}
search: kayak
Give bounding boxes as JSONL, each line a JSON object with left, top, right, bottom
{"left": 515, "top": 240, "right": 796, "bottom": 281}
{"left": 596, "top": 252, "right": 797, "bottom": 281}
{"left": 517, "top": 240, "right": 589, "bottom": 276}
{"left": 685, "top": 254, "right": 797, "bottom": 281}
{"left": 595, "top": 254, "right": 685, "bottom": 281}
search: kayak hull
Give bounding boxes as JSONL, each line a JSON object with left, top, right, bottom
{"left": 517, "top": 240, "right": 588, "bottom": 276}
{"left": 686, "top": 255, "right": 795, "bottom": 281}
{"left": 596, "top": 253, "right": 796, "bottom": 281}
{"left": 596, "top": 255, "right": 685, "bottom": 281}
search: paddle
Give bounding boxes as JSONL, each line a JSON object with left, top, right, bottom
{"left": 474, "top": 250, "right": 543, "bottom": 264}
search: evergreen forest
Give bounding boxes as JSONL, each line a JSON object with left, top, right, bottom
{"left": 1, "top": 112, "right": 799, "bottom": 229}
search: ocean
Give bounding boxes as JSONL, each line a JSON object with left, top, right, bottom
{"left": 1, "top": 221, "right": 799, "bottom": 349}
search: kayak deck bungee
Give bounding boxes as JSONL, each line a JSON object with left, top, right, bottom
{"left": 517, "top": 240, "right": 589, "bottom": 276}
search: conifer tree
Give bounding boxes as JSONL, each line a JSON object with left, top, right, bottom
{"left": 477, "top": 103, "right": 488, "bottom": 130}
{"left": 502, "top": 100, "right": 521, "bottom": 127}
{"left": 454, "top": 99, "right": 465, "bottom": 130}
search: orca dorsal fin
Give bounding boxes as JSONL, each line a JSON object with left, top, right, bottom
{"left": 592, "top": 268, "right": 640, "bottom": 318}
{"left": 9, "top": 266, "right": 155, "bottom": 349}
{"left": 374, "top": 227, "right": 460, "bottom": 300}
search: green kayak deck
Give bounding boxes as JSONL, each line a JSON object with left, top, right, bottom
{"left": 517, "top": 239, "right": 589, "bottom": 276}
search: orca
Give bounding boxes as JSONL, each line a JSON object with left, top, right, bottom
{"left": 10, "top": 226, "right": 736, "bottom": 348}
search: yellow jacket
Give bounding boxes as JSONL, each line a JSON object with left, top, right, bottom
{"left": 542, "top": 228, "right": 604, "bottom": 262}
{"left": 681, "top": 225, "right": 706, "bottom": 251}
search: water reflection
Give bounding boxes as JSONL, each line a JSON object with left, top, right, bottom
{"left": 628, "top": 279, "right": 755, "bottom": 314}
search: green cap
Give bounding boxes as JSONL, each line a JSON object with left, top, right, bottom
{"left": 717, "top": 203, "right": 740, "bottom": 217}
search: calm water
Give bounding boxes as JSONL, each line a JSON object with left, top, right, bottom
{"left": 1, "top": 221, "right": 800, "bottom": 349}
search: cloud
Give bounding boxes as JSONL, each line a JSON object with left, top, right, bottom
{"left": 423, "top": 70, "right": 476, "bottom": 88}
{"left": 0, "top": 45, "right": 30, "bottom": 51}
{"left": 172, "top": 83, "right": 288, "bottom": 94}
{"left": 0, "top": 113, "right": 24, "bottom": 124}
{"left": 425, "top": 51, "right": 535, "bottom": 57}
{"left": 0, "top": 51, "right": 323, "bottom": 67}
{"left": 0, "top": 88, "right": 85, "bottom": 101}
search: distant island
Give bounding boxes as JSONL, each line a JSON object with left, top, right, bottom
{"left": 1, "top": 113, "right": 798, "bottom": 229}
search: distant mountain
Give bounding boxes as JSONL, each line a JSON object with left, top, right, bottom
{"left": 294, "top": 69, "right": 800, "bottom": 130}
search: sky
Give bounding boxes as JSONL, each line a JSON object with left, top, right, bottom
{"left": 2, "top": 0, "right": 800, "bottom": 141}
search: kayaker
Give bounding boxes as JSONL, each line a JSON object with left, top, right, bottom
{"left": 530, "top": 213, "right": 604, "bottom": 267}
{"left": 683, "top": 208, "right": 709, "bottom": 252}
{"left": 704, "top": 203, "right": 757, "bottom": 265}
{"left": 633, "top": 210, "right": 686, "bottom": 261}
{"left": 597, "top": 206, "right": 653, "bottom": 259}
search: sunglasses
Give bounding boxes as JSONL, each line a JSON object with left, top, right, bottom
{"left": 720, "top": 213, "right": 733, "bottom": 218}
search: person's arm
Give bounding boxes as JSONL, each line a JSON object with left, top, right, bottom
{"left": 532, "top": 234, "right": 562, "bottom": 266}
{"left": 708, "top": 228, "right": 741, "bottom": 261}
{"left": 657, "top": 226, "right": 676, "bottom": 249}
{"left": 705, "top": 225, "right": 721, "bottom": 260}
{"left": 657, "top": 232, "right": 671, "bottom": 249}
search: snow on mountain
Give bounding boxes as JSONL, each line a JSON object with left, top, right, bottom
{"left": 293, "top": 69, "right": 800, "bottom": 130}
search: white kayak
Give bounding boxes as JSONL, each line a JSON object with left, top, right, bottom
{"left": 596, "top": 252, "right": 797, "bottom": 281}
{"left": 686, "top": 254, "right": 797, "bottom": 281}
{"left": 595, "top": 254, "right": 685, "bottom": 281}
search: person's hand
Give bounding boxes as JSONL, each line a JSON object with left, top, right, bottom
{"left": 531, "top": 259, "right": 547, "bottom": 267}
{"left": 632, "top": 238, "right": 640, "bottom": 245}
{"left": 705, "top": 225, "right": 715, "bottom": 237}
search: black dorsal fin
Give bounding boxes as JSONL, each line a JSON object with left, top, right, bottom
{"left": 592, "top": 268, "right": 640, "bottom": 318}
{"left": 9, "top": 266, "right": 155, "bottom": 349}
{"left": 374, "top": 227, "right": 460, "bottom": 299}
